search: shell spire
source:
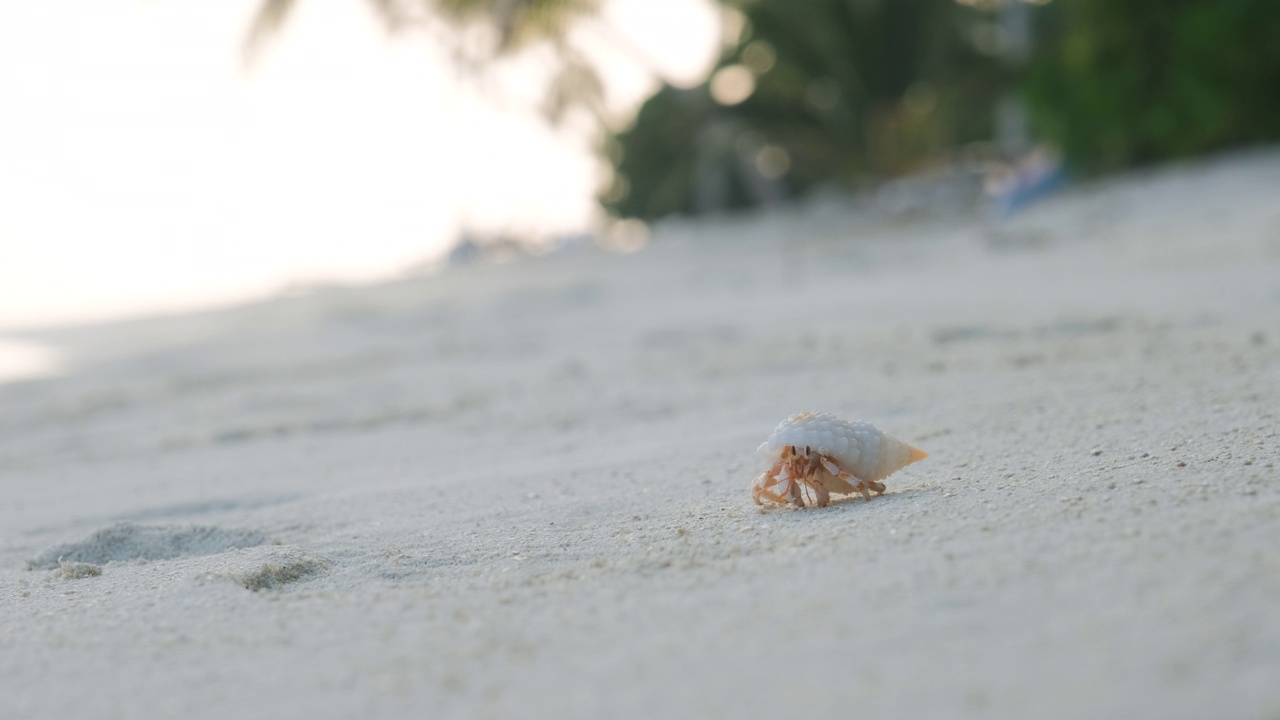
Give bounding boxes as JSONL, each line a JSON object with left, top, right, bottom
{"left": 870, "top": 433, "right": 929, "bottom": 482}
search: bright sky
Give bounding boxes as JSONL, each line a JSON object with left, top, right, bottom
{"left": 0, "top": 0, "right": 720, "bottom": 332}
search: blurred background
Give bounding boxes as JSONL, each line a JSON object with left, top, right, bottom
{"left": 606, "top": 0, "right": 1280, "bottom": 219}
{"left": 2, "top": 0, "right": 1279, "bottom": 343}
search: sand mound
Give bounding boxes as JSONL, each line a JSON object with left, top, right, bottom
{"left": 51, "top": 560, "right": 103, "bottom": 579}
{"left": 26, "top": 522, "right": 270, "bottom": 570}
{"left": 234, "top": 553, "right": 330, "bottom": 591}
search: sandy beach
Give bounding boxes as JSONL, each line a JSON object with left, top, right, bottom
{"left": 2, "top": 149, "right": 1279, "bottom": 719}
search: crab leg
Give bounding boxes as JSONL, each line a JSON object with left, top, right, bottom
{"left": 751, "top": 460, "right": 787, "bottom": 506}
{"left": 752, "top": 474, "right": 791, "bottom": 506}
{"left": 788, "top": 480, "right": 806, "bottom": 508}
{"left": 753, "top": 486, "right": 790, "bottom": 506}
{"left": 753, "top": 457, "right": 800, "bottom": 506}
{"left": 819, "top": 457, "right": 878, "bottom": 501}
{"left": 809, "top": 477, "right": 831, "bottom": 508}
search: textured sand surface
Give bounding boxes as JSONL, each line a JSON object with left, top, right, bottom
{"left": 2, "top": 151, "right": 1279, "bottom": 719}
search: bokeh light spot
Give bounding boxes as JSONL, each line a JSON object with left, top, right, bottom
{"left": 755, "top": 145, "right": 791, "bottom": 179}
{"left": 710, "top": 65, "right": 755, "bottom": 106}
{"left": 741, "top": 40, "right": 776, "bottom": 75}
{"left": 600, "top": 218, "right": 649, "bottom": 253}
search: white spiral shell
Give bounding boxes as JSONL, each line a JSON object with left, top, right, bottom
{"left": 757, "top": 411, "right": 925, "bottom": 483}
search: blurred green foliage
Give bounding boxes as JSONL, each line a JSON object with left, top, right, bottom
{"left": 602, "top": 0, "right": 1005, "bottom": 220}
{"left": 1023, "top": 0, "right": 1280, "bottom": 174}
{"left": 606, "top": 0, "right": 1280, "bottom": 220}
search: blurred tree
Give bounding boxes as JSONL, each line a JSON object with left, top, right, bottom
{"left": 602, "top": 0, "right": 1007, "bottom": 220}
{"left": 245, "top": 0, "right": 606, "bottom": 124}
{"left": 252, "top": 1, "right": 1280, "bottom": 223}
{"left": 1023, "top": 0, "right": 1280, "bottom": 174}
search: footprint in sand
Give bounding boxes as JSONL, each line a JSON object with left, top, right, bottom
{"left": 27, "top": 521, "right": 330, "bottom": 591}
{"left": 26, "top": 521, "right": 271, "bottom": 570}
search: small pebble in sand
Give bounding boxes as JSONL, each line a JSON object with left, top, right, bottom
{"left": 752, "top": 412, "right": 927, "bottom": 509}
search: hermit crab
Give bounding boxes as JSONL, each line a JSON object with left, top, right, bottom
{"left": 752, "top": 412, "right": 928, "bottom": 508}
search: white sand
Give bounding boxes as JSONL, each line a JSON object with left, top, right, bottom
{"left": 2, "top": 149, "right": 1279, "bottom": 719}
